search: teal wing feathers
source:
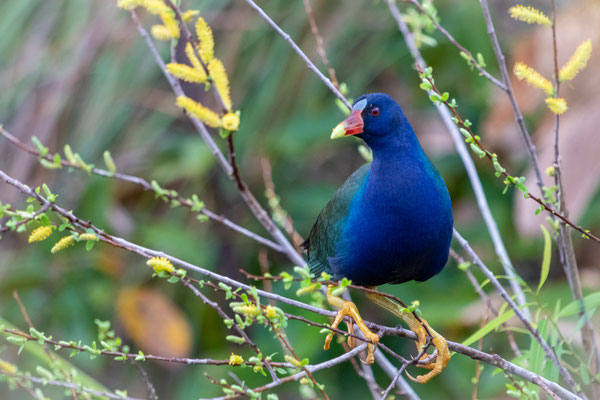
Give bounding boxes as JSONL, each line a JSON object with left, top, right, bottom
{"left": 302, "top": 164, "right": 370, "bottom": 276}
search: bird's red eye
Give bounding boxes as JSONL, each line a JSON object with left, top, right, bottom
{"left": 369, "top": 107, "right": 380, "bottom": 116}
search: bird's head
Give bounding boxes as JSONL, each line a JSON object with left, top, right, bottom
{"left": 331, "top": 93, "right": 413, "bottom": 149}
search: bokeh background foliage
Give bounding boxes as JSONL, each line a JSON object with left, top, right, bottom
{"left": 0, "top": 0, "right": 599, "bottom": 398}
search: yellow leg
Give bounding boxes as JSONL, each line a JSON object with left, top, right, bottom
{"left": 323, "top": 284, "right": 379, "bottom": 364}
{"left": 364, "top": 288, "right": 451, "bottom": 383}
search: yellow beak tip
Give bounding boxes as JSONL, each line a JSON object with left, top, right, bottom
{"left": 331, "top": 123, "right": 346, "bottom": 139}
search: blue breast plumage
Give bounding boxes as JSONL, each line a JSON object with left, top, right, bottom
{"left": 303, "top": 93, "right": 453, "bottom": 287}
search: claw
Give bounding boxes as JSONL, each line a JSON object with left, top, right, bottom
{"left": 364, "top": 288, "right": 451, "bottom": 383}
{"left": 406, "top": 318, "right": 451, "bottom": 383}
{"left": 324, "top": 285, "right": 379, "bottom": 365}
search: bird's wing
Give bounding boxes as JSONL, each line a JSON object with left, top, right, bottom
{"left": 302, "top": 163, "right": 370, "bottom": 276}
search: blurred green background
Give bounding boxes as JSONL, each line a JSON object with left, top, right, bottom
{"left": 1, "top": 0, "right": 599, "bottom": 398}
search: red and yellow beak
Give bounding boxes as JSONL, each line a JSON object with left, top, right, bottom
{"left": 331, "top": 98, "right": 367, "bottom": 139}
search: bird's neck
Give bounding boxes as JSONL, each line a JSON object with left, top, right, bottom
{"left": 368, "top": 131, "right": 428, "bottom": 173}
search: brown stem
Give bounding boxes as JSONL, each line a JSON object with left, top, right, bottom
{"left": 402, "top": 0, "right": 506, "bottom": 89}
{"left": 549, "top": 2, "right": 600, "bottom": 393}
{"left": 302, "top": 0, "right": 340, "bottom": 89}
{"left": 477, "top": 0, "right": 545, "bottom": 194}
{"left": 418, "top": 66, "right": 600, "bottom": 244}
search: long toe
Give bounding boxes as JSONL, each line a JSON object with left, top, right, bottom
{"left": 323, "top": 300, "right": 379, "bottom": 365}
{"left": 411, "top": 322, "right": 451, "bottom": 383}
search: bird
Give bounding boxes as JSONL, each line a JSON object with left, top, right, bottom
{"left": 302, "top": 93, "right": 453, "bottom": 383}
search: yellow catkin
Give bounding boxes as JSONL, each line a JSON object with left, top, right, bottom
{"left": 78, "top": 233, "right": 98, "bottom": 241}
{"left": 182, "top": 10, "right": 199, "bottom": 23}
{"left": 151, "top": 12, "right": 179, "bottom": 41}
{"left": 167, "top": 63, "right": 207, "bottom": 83}
{"left": 162, "top": 12, "right": 179, "bottom": 39}
{"left": 151, "top": 25, "right": 172, "bottom": 41}
{"left": 185, "top": 43, "right": 204, "bottom": 72}
{"left": 221, "top": 112, "right": 240, "bottom": 131}
{"left": 28, "top": 226, "right": 53, "bottom": 243}
{"left": 559, "top": 39, "right": 592, "bottom": 82}
{"left": 143, "top": 0, "right": 170, "bottom": 14}
{"left": 176, "top": 96, "right": 222, "bottom": 128}
{"left": 0, "top": 360, "right": 17, "bottom": 374}
{"left": 545, "top": 97, "right": 568, "bottom": 115}
{"left": 232, "top": 304, "right": 259, "bottom": 317}
{"left": 513, "top": 62, "right": 554, "bottom": 96}
{"left": 208, "top": 59, "right": 232, "bottom": 111}
{"left": 508, "top": 5, "right": 551, "bottom": 26}
{"left": 51, "top": 235, "right": 76, "bottom": 253}
{"left": 146, "top": 256, "right": 174, "bottom": 274}
{"left": 229, "top": 353, "right": 243, "bottom": 366}
{"left": 265, "top": 305, "right": 277, "bottom": 319}
{"left": 195, "top": 17, "right": 214, "bottom": 63}
{"left": 116, "top": 0, "right": 146, "bottom": 10}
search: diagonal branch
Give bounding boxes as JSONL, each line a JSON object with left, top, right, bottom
{"left": 0, "top": 168, "right": 582, "bottom": 400}
{"left": 129, "top": 10, "right": 305, "bottom": 266}
{"left": 400, "top": 0, "right": 506, "bottom": 90}
{"left": 0, "top": 371, "right": 143, "bottom": 400}
{"left": 242, "top": 0, "right": 350, "bottom": 109}
{"left": 0, "top": 127, "right": 283, "bottom": 252}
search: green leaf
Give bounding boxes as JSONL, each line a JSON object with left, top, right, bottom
{"left": 357, "top": 145, "right": 372, "bottom": 163}
{"left": 219, "top": 128, "right": 231, "bottom": 139}
{"left": 85, "top": 240, "right": 95, "bottom": 251}
{"left": 39, "top": 214, "right": 51, "bottom": 226}
{"left": 64, "top": 144, "right": 76, "bottom": 164}
{"left": 558, "top": 292, "right": 600, "bottom": 318}
{"left": 226, "top": 335, "right": 246, "bottom": 344}
{"left": 469, "top": 143, "right": 486, "bottom": 158}
{"left": 103, "top": 150, "right": 116, "bottom": 174}
{"left": 40, "top": 159, "right": 62, "bottom": 170}
{"left": 461, "top": 309, "right": 515, "bottom": 347}
{"left": 429, "top": 93, "right": 443, "bottom": 103}
{"left": 31, "top": 136, "right": 48, "bottom": 156}
{"left": 537, "top": 225, "right": 552, "bottom": 294}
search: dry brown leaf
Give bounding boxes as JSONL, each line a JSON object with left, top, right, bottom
{"left": 116, "top": 286, "right": 193, "bottom": 358}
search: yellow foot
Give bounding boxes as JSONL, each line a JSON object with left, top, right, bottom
{"left": 323, "top": 285, "right": 379, "bottom": 364}
{"left": 364, "top": 289, "right": 451, "bottom": 383}
{"left": 407, "top": 318, "right": 451, "bottom": 383}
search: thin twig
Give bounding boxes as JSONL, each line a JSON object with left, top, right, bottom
{"left": 260, "top": 157, "right": 304, "bottom": 250}
{"left": 418, "top": 65, "right": 600, "bottom": 244}
{"left": 549, "top": 2, "right": 600, "bottom": 389}
{"left": 242, "top": 0, "right": 350, "bottom": 109}
{"left": 0, "top": 371, "right": 143, "bottom": 400}
{"left": 2, "top": 328, "right": 291, "bottom": 369}
{"left": 0, "top": 127, "right": 283, "bottom": 253}
{"left": 449, "top": 249, "right": 522, "bottom": 358}
{"left": 178, "top": 278, "right": 280, "bottom": 381}
{"left": 302, "top": 0, "right": 340, "bottom": 89}
{"left": 130, "top": 361, "right": 158, "bottom": 400}
{"left": 400, "top": 0, "right": 506, "bottom": 90}
{"left": 12, "top": 291, "right": 35, "bottom": 329}
{"left": 0, "top": 202, "right": 50, "bottom": 234}
{"left": 477, "top": 0, "right": 545, "bottom": 193}
{"left": 373, "top": 350, "right": 421, "bottom": 400}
